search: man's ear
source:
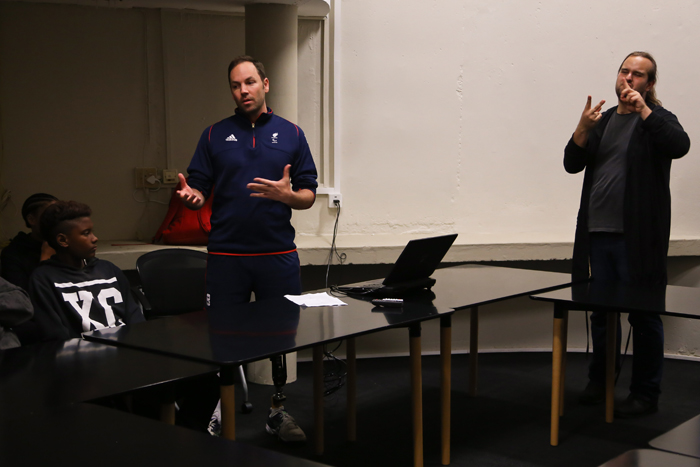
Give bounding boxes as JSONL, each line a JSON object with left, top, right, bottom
{"left": 56, "top": 232, "right": 69, "bottom": 249}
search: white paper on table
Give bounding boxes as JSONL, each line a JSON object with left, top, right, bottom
{"left": 284, "top": 292, "right": 347, "bottom": 307}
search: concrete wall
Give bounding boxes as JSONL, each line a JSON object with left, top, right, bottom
{"left": 0, "top": 2, "right": 326, "bottom": 242}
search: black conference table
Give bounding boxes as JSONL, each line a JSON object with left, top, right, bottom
{"left": 0, "top": 337, "right": 332, "bottom": 467}
{"left": 0, "top": 337, "right": 218, "bottom": 423}
{"left": 598, "top": 449, "right": 700, "bottom": 467}
{"left": 429, "top": 264, "right": 574, "bottom": 464}
{"left": 84, "top": 282, "right": 452, "bottom": 467}
{"left": 0, "top": 401, "right": 331, "bottom": 467}
{"left": 531, "top": 281, "right": 700, "bottom": 446}
{"left": 649, "top": 413, "right": 700, "bottom": 459}
{"left": 84, "top": 263, "right": 574, "bottom": 467}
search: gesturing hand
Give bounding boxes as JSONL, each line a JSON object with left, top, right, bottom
{"left": 176, "top": 173, "right": 205, "bottom": 210}
{"left": 572, "top": 96, "right": 605, "bottom": 147}
{"left": 247, "top": 164, "right": 293, "bottom": 204}
{"left": 618, "top": 80, "right": 648, "bottom": 114}
{"left": 578, "top": 96, "right": 606, "bottom": 132}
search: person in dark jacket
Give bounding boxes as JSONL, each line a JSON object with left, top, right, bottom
{"left": 1, "top": 193, "right": 58, "bottom": 291}
{"left": 564, "top": 51, "right": 690, "bottom": 418}
{"left": 25, "top": 201, "right": 144, "bottom": 343}
{"left": 0, "top": 277, "right": 33, "bottom": 349}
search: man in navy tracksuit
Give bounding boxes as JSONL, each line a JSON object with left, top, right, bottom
{"left": 178, "top": 56, "right": 317, "bottom": 442}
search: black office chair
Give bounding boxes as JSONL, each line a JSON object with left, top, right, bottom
{"left": 134, "top": 248, "right": 252, "bottom": 413}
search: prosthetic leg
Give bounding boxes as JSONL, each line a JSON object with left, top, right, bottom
{"left": 270, "top": 354, "right": 288, "bottom": 407}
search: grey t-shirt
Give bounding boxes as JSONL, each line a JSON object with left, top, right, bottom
{"left": 588, "top": 111, "right": 640, "bottom": 233}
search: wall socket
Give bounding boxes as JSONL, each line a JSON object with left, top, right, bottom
{"left": 328, "top": 193, "right": 342, "bottom": 208}
{"left": 162, "top": 169, "right": 178, "bottom": 184}
{"left": 134, "top": 167, "right": 158, "bottom": 188}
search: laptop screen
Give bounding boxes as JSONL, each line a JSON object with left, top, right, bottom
{"left": 382, "top": 234, "right": 458, "bottom": 286}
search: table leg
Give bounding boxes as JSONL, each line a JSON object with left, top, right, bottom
{"left": 469, "top": 306, "right": 479, "bottom": 397}
{"left": 559, "top": 311, "right": 569, "bottom": 417}
{"left": 347, "top": 338, "right": 357, "bottom": 442}
{"left": 551, "top": 304, "right": 567, "bottom": 446}
{"left": 158, "top": 385, "right": 176, "bottom": 425}
{"left": 410, "top": 323, "right": 424, "bottom": 467}
{"left": 605, "top": 312, "right": 618, "bottom": 423}
{"left": 440, "top": 316, "right": 452, "bottom": 466}
{"left": 220, "top": 366, "right": 236, "bottom": 440}
{"left": 313, "top": 345, "right": 324, "bottom": 455}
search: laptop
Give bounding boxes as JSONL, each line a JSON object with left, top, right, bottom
{"left": 335, "top": 234, "right": 458, "bottom": 297}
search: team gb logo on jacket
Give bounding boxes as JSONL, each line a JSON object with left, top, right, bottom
{"left": 271, "top": 132, "right": 279, "bottom": 144}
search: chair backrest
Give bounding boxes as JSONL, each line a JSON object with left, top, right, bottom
{"left": 136, "top": 248, "right": 207, "bottom": 318}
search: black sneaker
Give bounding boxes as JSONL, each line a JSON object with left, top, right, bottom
{"left": 614, "top": 393, "right": 658, "bottom": 419}
{"left": 579, "top": 381, "right": 605, "bottom": 406}
{"left": 266, "top": 407, "right": 306, "bottom": 442}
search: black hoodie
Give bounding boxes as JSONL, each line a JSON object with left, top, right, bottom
{"left": 26, "top": 257, "right": 144, "bottom": 342}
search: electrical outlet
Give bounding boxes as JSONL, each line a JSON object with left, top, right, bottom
{"left": 328, "top": 193, "right": 342, "bottom": 208}
{"left": 134, "top": 167, "right": 159, "bottom": 188}
{"left": 162, "top": 169, "right": 178, "bottom": 184}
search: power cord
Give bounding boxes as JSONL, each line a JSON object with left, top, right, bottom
{"left": 323, "top": 199, "right": 347, "bottom": 397}
{"left": 325, "top": 199, "right": 346, "bottom": 289}
{"left": 323, "top": 342, "right": 347, "bottom": 397}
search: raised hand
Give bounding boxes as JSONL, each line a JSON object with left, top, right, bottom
{"left": 247, "top": 165, "right": 316, "bottom": 210}
{"left": 573, "top": 96, "right": 605, "bottom": 147}
{"left": 618, "top": 79, "right": 648, "bottom": 114}
{"left": 247, "top": 164, "right": 293, "bottom": 204}
{"left": 176, "top": 173, "right": 205, "bottom": 210}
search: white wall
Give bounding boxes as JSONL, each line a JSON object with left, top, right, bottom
{"left": 337, "top": 0, "right": 700, "bottom": 244}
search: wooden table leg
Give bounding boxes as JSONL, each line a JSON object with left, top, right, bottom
{"left": 158, "top": 385, "right": 176, "bottom": 425}
{"left": 347, "top": 338, "right": 357, "bottom": 442}
{"left": 551, "top": 304, "right": 567, "bottom": 446}
{"left": 440, "top": 316, "right": 452, "bottom": 466}
{"left": 605, "top": 312, "right": 618, "bottom": 423}
{"left": 313, "top": 345, "right": 324, "bottom": 455}
{"left": 220, "top": 366, "right": 236, "bottom": 440}
{"left": 469, "top": 306, "right": 479, "bottom": 397}
{"left": 559, "top": 311, "right": 569, "bottom": 417}
{"left": 410, "top": 323, "right": 424, "bottom": 467}
{"left": 160, "top": 402, "right": 176, "bottom": 425}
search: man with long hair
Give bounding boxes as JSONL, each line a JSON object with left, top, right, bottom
{"left": 564, "top": 52, "right": 690, "bottom": 417}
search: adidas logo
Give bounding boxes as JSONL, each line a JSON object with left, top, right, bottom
{"left": 225, "top": 134, "right": 237, "bottom": 142}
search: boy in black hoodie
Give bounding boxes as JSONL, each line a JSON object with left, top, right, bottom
{"left": 27, "top": 201, "right": 144, "bottom": 342}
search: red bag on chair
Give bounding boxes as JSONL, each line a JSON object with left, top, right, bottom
{"left": 153, "top": 179, "right": 213, "bottom": 245}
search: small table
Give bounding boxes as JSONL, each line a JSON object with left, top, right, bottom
{"left": 598, "top": 449, "right": 700, "bottom": 467}
{"left": 532, "top": 281, "right": 700, "bottom": 446}
{"left": 649, "top": 413, "right": 700, "bottom": 459}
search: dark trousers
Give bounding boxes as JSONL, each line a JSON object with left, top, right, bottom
{"left": 205, "top": 251, "right": 301, "bottom": 399}
{"left": 205, "top": 251, "right": 302, "bottom": 307}
{"left": 588, "top": 232, "right": 664, "bottom": 401}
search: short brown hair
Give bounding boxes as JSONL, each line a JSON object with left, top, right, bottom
{"left": 227, "top": 55, "right": 267, "bottom": 83}
{"left": 40, "top": 200, "right": 92, "bottom": 250}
